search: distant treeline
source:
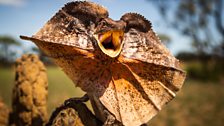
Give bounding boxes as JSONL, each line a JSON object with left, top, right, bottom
{"left": 177, "top": 52, "right": 224, "bottom": 82}
{"left": 177, "top": 52, "right": 224, "bottom": 62}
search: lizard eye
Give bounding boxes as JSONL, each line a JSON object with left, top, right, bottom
{"left": 99, "top": 19, "right": 108, "bottom": 26}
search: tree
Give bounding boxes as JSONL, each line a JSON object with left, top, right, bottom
{"left": 31, "top": 46, "right": 53, "bottom": 65}
{"left": 150, "top": 0, "right": 224, "bottom": 56}
{"left": 0, "top": 35, "right": 21, "bottom": 63}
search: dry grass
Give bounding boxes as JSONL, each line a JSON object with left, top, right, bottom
{"left": 149, "top": 79, "right": 224, "bottom": 126}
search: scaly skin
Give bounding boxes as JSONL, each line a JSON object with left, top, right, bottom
{"left": 20, "top": 1, "right": 186, "bottom": 126}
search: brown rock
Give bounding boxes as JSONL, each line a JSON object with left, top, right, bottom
{"left": 0, "top": 98, "right": 10, "bottom": 126}
{"left": 9, "top": 54, "right": 48, "bottom": 126}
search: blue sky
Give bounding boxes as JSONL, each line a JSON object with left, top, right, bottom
{"left": 0, "top": 0, "right": 192, "bottom": 56}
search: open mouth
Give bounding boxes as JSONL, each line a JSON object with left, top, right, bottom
{"left": 101, "top": 35, "right": 115, "bottom": 50}
{"left": 95, "top": 30, "right": 124, "bottom": 57}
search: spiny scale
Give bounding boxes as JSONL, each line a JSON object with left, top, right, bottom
{"left": 20, "top": 1, "right": 186, "bottom": 126}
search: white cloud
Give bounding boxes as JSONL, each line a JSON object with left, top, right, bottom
{"left": 0, "top": 0, "right": 26, "bottom": 7}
